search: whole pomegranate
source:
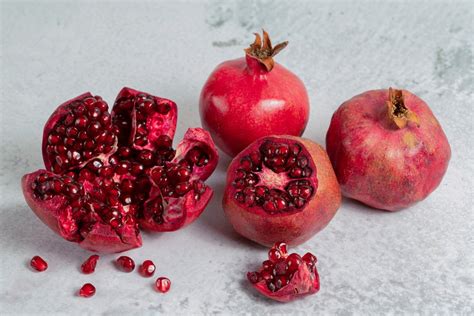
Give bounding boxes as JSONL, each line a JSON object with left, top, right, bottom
{"left": 326, "top": 88, "right": 451, "bottom": 211}
{"left": 223, "top": 135, "right": 341, "bottom": 246}
{"left": 22, "top": 87, "right": 218, "bottom": 253}
{"left": 247, "top": 242, "right": 319, "bottom": 302}
{"left": 199, "top": 30, "right": 310, "bottom": 157}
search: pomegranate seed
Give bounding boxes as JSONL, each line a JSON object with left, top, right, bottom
{"left": 302, "top": 253, "right": 317, "bottom": 267}
{"left": 79, "top": 283, "right": 96, "bottom": 298}
{"left": 274, "top": 242, "right": 288, "bottom": 255}
{"left": 155, "top": 277, "right": 171, "bottom": 293}
{"left": 116, "top": 256, "right": 135, "bottom": 272}
{"left": 273, "top": 260, "right": 287, "bottom": 276}
{"left": 274, "top": 275, "right": 288, "bottom": 289}
{"left": 286, "top": 253, "right": 302, "bottom": 273}
{"left": 139, "top": 260, "right": 156, "bottom": 277}
{"left": 30, "top": 256, "right": 48, "bottom": 272}
{"left": 247, "top": 272, "right": 260, "bottom": 284}
{"left": 81, "top": 255, "right": 99, "bottom": 274}
{"left": 268, "top": 248, "right": 282, "bottom": 262}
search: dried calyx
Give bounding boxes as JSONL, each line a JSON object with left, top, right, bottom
{"left": 244, "top": 30, "right": 288, "bottom": 71}
{"left": 386, "top": 88, "right": 419, "bottom": 129}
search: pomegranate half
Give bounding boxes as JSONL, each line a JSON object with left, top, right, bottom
{"left": 200, "top": 30, "right": 310, "bottom": 157}
{"left": 22, "top": 87, "right": 218, "bottom": 253}
{"left": 223, "top": 135, "right": 341, "bottom": 246}
{"left": 326, "top": 88, "right": 451, "bottom": 211}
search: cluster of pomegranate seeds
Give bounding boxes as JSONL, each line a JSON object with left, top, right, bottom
{"left": 116, "top": 256, "right": 135, "bottom": 272}
{"left": 139, "top": 260, "right": 156, "bottom": 277}
{"left": 79, "top": 283, "right": 96, "bottom": 298}
{"left": 247, "top": 242, "right": 318, "bottom": 293}
{"left": 81, "top": 255, "right": 99, "bottom": 274}
{"left": 45, "top": 96, "right": 115, "bottom": 174}
{"left": 30, "top": 256, "right": 48, "bottom": 272}
{"left": 155, "top": 277, "right": 171, "bottom": 293}
{"left": 233, "top": 140, "right": 316, "bottom": 213}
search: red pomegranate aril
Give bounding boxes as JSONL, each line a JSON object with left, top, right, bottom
{"left": 247, "top": 272, "right": 260, "bottom": 284}
{"left": 139, "top": 260, "right": 156, "bottom": 277}
{"left": 79, "top": 283, "right": 96, "bottom": 298}
{"left": 273, "top": 260, "right": 287, "bottom": 276}
{"left": 302, "top": 252, "right": 317, "bottom": 268}
{"left": 116, "top": 256, "right": 135, "bottom": 272}
{"left": 81, "top": 255, "right": 99, "bottom": 274}
{"left": 286, "top": 253, "right": 302, "bottom": 273}
{"left": 30, "top": 255, "right": 48, "bottom": 272}
{"left": 155, "top": 277, "right": 171, "bottom": 293}
{"left": 268, "top": 248, "right": 282, "bottom": 262}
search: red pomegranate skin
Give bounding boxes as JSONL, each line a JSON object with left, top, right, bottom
{"left": 326, "top": 89, "right": 451, "bottom": 211}
{"left": 223, "top": 135, "right": 341, "bottom": 247}
{"left": 199, "top": 34, "right": 309, "bottom": 157}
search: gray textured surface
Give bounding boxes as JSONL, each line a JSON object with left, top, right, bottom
{"left": 1, "top": 0, "right": 473, "bottom": 315}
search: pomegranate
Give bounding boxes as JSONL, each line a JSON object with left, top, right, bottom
{"left": 247, "top": 242, "right": 319, "bottom": 302}
{"left": 223, "top": 135, "right": 341, "bottom": 246}
{"left": 30, "top": 256, "right": 48, "bottom": 272}
{"left": 139, "top": 260, "right": 156, "bottom": 277}
{"left": 200, "top": 30, "right": 310, "bottom": 157}
{"left": 21, "top": 87, "right": 218, "bottom": 253}
{"left": 81, "top": 255, "right": 99, "bottom": 274}
{"left": 326, "top": 88, "right": 451, "bottom": 211}
{"left": 155, "top": 277, "right": 171, "bottom": 293}
{"left": 79, "top": 283, "right": 96, "bottom": 298}
{"left": 116, "top": 256, "right": 135, "bottom": 272}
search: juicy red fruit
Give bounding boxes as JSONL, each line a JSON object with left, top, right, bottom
{"left": 223, "top": 135, "right": 341, "bottom": 246}
{"left": 247, "top": 242, "right": 319, "bottom": 302}
{"left": 200, "top": 30, "right": 309, "bottom": 157}
{"left": 30, "top": 256, "right": 48, "bottom": 272}
{"left": 21, "top": 87, "right": 219, "bottom": 253}
{"left": 116, "top": 256, "right": 135, "bottom": 272}
{"left": 326, "top": 88, "right": 451, "bottom": 211}
{"left": 139, "top": 260, "right": 156, "bottom": 277}
{"left": 79, "top": 283, "right": 96, "bottom": 298}
{"left": 81, "top": 255, "right": 99, "bottom": 274}
{"left": 155, "top": 277, "right": 171, "bottom": 293}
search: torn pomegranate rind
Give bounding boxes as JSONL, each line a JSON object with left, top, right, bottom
{"left": 22, "top": 88, "right": 219, "bottom": 253}
{"left": 247, "top": 243, "right": 320, "bottom": 302}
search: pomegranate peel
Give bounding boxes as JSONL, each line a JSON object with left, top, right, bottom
{"left": 200, "top": 30, "right": 309, "bottom": 157}
{"left": 326, "top": 88, "right": 451, "bottom": 211}
{"left": 223, "top": 135, "right": 341, "bottom": 246}
{"left": 22, "top": 88, "right": 218, "bottom": 253}
{"left": 247, "top": 243, "right": 320, "bottom": 302}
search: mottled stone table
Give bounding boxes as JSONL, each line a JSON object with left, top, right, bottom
{"left": 1, "top": 1, "right": 472, "bottom": 315}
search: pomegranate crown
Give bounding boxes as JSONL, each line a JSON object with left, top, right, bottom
{"left": 244, "top": 30, "right": 288, "bottom": 71}
{"left": 386, "top": 88, "right": 420, "bottom": 129}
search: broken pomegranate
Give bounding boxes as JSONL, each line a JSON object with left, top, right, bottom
{"left": 21, "top": 87, "right": 218, "bottom": 253}
{"left": 247, "top": 242, "right": 319, "bottom": 302}
{"left": 116, "top": 256, "right": 135, "bottom": 272}
{"left": 200, "top": 30, "right": 309, "bottom": 157}
{"left": 155, "top": 277, "right": 171, "bottom": 293}
{"left": 326, "top": 88, "right": 451, "bottom": 211}
{"left": 139, "top": 260, "right": 156, "bottom": 277}
{"left": 223, "top": 135, "right": 341, "bottom": 246}
{"left": 79, "top": 283, "right": 96, "bottom": 298}
{"left": 30, "top": 255, "right": 48, "bottom": 272}
{"left": 81, "top": 255, "right": 99, "bottom": 274}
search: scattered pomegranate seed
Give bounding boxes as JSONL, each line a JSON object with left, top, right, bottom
{"left": 30, "top": 256, "right": 48, "bottom": 272}
{"left": 116, "top": 256, "right": 135, "bottom": 272}
{"left": 139, "top": 260, "right": 156, "bottom": 277}
{"left": 81, "top": 255, "right": 99, "bottom": 274}
{"left": 79, "top": 283, "right": 96, "bottom": 298}
{"left": 155, "top": 277, "right": 171, "bottom": 293}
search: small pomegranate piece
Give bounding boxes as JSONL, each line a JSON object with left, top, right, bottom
{"left": 247, "top": 242, "right": 319, "bottom": 302}
{"left": 81, "top": 255, "right": 99, "bottom": 274}
{"left": 79, "top": 283, "right": 96, "bottom": 298}
{"left": 326, "top": 88, "right": 451, "bottom": 211}
{"left": 155, "top": 277, "right": 171, "bottom": 293}
{"left": 139, "top": 260, "right": 156, "bottom": 277}
{"left": 21, "top": 87, "right": 219, "bottom": 253}
{"left": 223, "top": 135, "right": 341, "bottom": 246}
{"left": 200, "top": 30, "right": 309, "bottom": 156}
{"left": 116, "top": 256, "right": 135, "bottom": 272}
{"left": 30, "top": 256, "right": 48, "bottom": 272}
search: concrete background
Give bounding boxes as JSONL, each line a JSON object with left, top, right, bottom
{"left": 1, "top": 0, "right": 472, "bottom": 315}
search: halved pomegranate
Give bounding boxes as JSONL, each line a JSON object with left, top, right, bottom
{"left": 22, "top": 87, "right": 218, "bottom": 253}
{"left": 247, "top": 242, "right": 319, "bottom": 302}
{"left": 223, "top": 135, "right": 341, "bottom": 246}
